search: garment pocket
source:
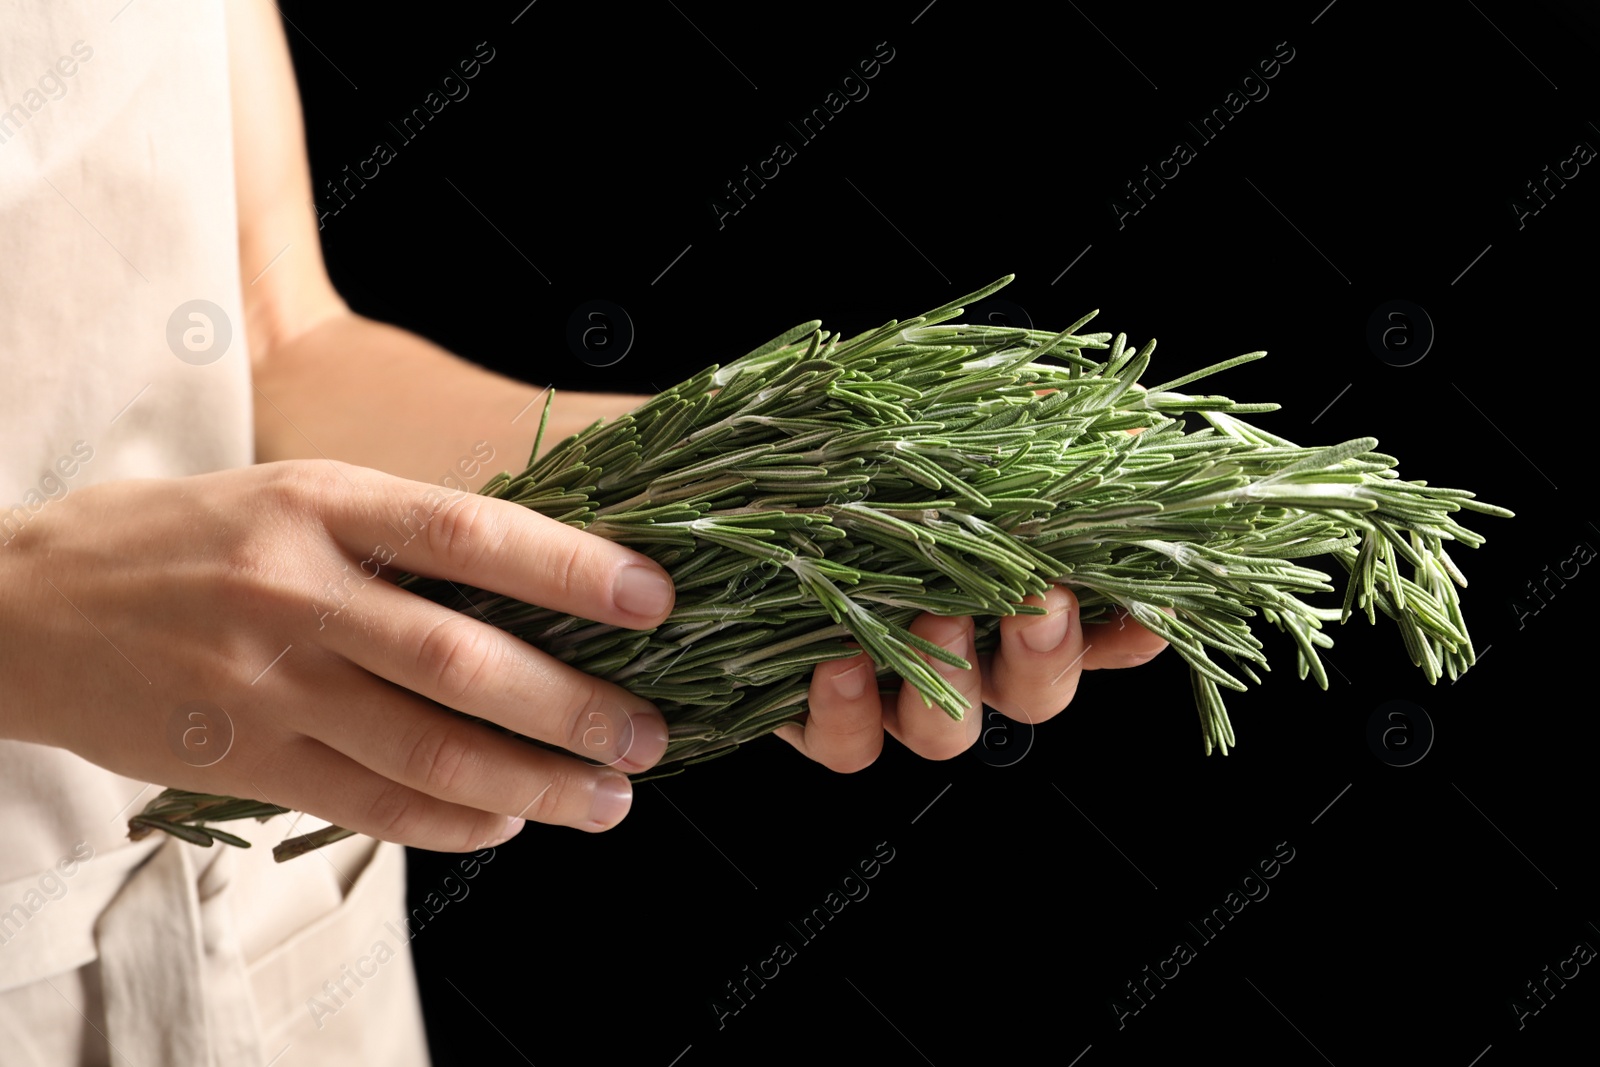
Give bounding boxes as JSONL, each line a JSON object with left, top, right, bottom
{"left": 245, "top": 837, "right": 429, "bottom": 1062}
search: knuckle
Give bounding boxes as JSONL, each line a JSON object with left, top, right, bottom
{"left": 566, "top": 684, "right": 620, "bottom": 759}
{"left": 543, "top": 537, "right": 587, "bottom": 606}
{"left": 825, "top": 721, "right": 885, "bottom": 774}
{"left": 422, "top": 491, "right": 493, "bottom": 572}
{"left": 828, "top": 747, "right": 880, "bottom": 774}
{"left": 457, "top": 812, "right": 511, "bottom": 854}
{"left": 520, "top": 772, "right": 575, "bottom": 826}
{"left": 1016, "top": 672, "right": 1079, "bottom": 718}
{"left": 1117, "top": 646, "right": 1164, "bottom": 667}
{"left": 222, "top": 463, "right": 348, "bottom": 597}
{"left": 402, "top": 718, "right": 481, "bottom": 799}
{"left": 213, "top": 525, "right": 278, "bottom": 594}
{"left": 414, "top": 616, "right": 499, "bottom": 706}
{"left": 366, "top": 780, "right": 426, "bottom": 844}
{"left": 916, "top": 733, "right": 974, "bottom": 762}
{"left": 259, "top": 459, "right": 345, "bottom": 520}
{"left": 1018, "top": 695, "right": 1071, "bottom": 722}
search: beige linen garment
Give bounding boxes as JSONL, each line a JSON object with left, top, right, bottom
{"left": 0, "top": 3, "right": 430, "bottom": 1064}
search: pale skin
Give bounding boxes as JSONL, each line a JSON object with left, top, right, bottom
{"left": 0, "top": 1, "right": 1169, "bottom": 853}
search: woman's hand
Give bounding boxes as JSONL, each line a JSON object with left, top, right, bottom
{"left": 0, "top": 459, "right": 675, "bottom": 850}
{"left": 780, "top": 586, "right": 1170, "bottom": 771}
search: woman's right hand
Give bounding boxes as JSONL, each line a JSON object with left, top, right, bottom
{"left": 0, "top": 459, "right": 675, "bottom": 851}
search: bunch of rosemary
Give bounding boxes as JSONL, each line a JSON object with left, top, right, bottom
{"left": 131, "top": 275, "right": 1510, "bottom": 859}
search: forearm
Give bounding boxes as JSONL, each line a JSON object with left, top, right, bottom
{"left": 229, "top": 5, "right": 646, "bottom": 487}
{"left": 250, "top": 310, "right": 649, "bottom": 488}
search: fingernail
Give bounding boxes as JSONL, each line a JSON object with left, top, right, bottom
{"left": 614, "top": 565, "right": 672, "bottom": 618}
{"left": 936, "top": 629, "right": 970, "bottom": 677}
{"left": 613, "top": 711, "right": 669, "bottom": 772}
{"left": 491, "top": 816, "right": 524, "bottom": 846}
{"left": 832, "top": 660, "right": 869, "bottom": 700}
{"left": 588, "top": 774, "right": 632, "bottom": 829}
{"left": 1022, "top": 606, "right": 1071, "bottom": 654}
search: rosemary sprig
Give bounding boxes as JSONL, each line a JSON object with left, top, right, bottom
{"left": 133, "top": 275, "right": 1511, "bottom": 856}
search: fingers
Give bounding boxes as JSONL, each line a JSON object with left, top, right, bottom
{"left": 781, "top": 652, "right": 886, "bottom": 773}
{"left": 986, "top": 592, "right": 1169, "bottom": 723}
{"left": 984, "top": 585, "right": 1089, "bottom": 723}
{"left": 315, "top": 578, "right": 669, "bottom": 773}
{"left": 284, "top": 659, "right": 638, "bottom": 835}
{"left": 1080, "top": 604, "right": 1172, "bottom": 670}
{"left": 243, "top": 734, "right": 538, "bottom": 853}
{"left": 313, "top": 463, "right": 675, "bottom": 630}
{"left": 779, "top": 593, "right": 1171, "bottom": 772}
{"left": 882, "top": 615, "right": 982, "bottom": 761}
{"left": 247, "top": 462, "right": 676, "bottom": 841}
{"left": 784, "top": 616, "right": 987, "bottom": 770}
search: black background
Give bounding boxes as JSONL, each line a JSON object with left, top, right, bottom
{"left": 278, "top": 2, "right": 1599, "bottom": 1064}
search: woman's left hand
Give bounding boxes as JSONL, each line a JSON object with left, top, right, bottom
{"left": 777, "top": 585, "right": 1170, "bottom": 771}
